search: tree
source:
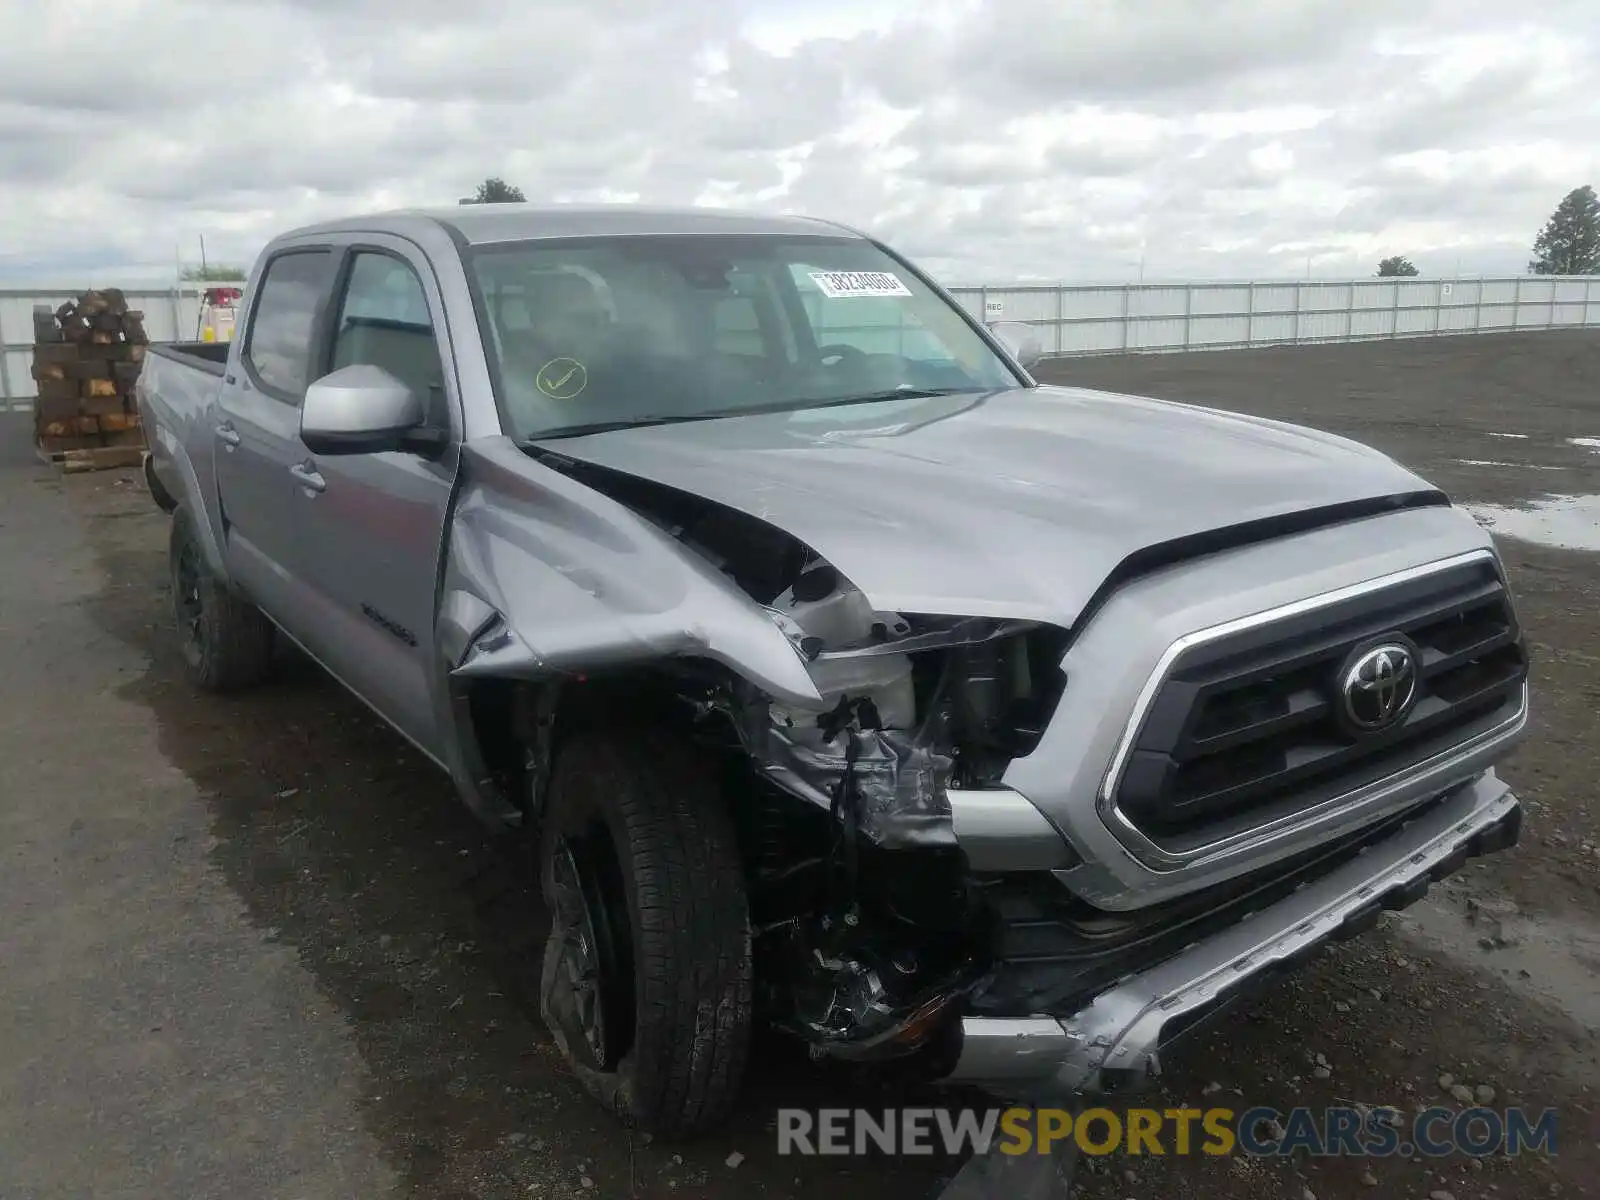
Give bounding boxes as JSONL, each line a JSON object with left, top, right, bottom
{"left": 180, "top": 264, "right": 246, "bottom": 281}
{"left": 1376, "top": 255, "right": 1419, "bottom": 277}
{"left": 460, "top": 177, "right": 527, "bottom": 204}
{"left": 1528, "top": 185, "right": 1600, "bottom": 275}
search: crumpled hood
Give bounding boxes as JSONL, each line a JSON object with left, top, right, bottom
{"left": 542, "top": 384, "right": 1442, "bottom": 626}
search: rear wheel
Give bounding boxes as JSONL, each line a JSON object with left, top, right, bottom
{"left": 169, "top": 505, "right": 276, "bottom": 692}
{"left": 537, "top": 728, "right": 753, "bottom": 1137}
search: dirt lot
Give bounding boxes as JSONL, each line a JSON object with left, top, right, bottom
{"left": 1, "top": 331, "right": 1597, "bottom": 1200}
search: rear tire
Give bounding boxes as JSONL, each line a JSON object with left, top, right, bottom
{"left": 537, "top": 728, "right": 753, "bottom": 1137}
{"left": 169, "top": 504, "right": 275, "bottom": 692}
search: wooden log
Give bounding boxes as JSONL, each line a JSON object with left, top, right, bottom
{"left": 32, "top": 342, "right": 78, "bottom": 364}
{"left": 31, "top": 361, "right": 69, "bottom": 382}
{"left": 98, "top": 411, "right": 140, "bottom": 432}
{"left": 98, "top": 430, "right": 148, "bottom": 450}
{"left": 35, "top": 415, "right": 100, "bottom": 438}
{"left": 112, "top": 361, "right": 143, "bottom": 386}
{"left": 81, "top": 392, "right": 125, "bottom": 417}
{"left": 35, "top": 379, "right": 79, "bottom": 403}
{"left": 59, "top": 446, "right": 147, "bottom": 473}
{"left": 68, "top": 358, "right": 114, "bottom": 381}
{"left": 34, "top": 396, "right": 83, "bottom": 424}
{"left": 81, "top": 378, "right": 118, "bottom": 399}
{"left": 36, "top": 435, "right": 103, "bottom": 460}
{"left": 122, "top": 314, "right": 149, "bottom": 344}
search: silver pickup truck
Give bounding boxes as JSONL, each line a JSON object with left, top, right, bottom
{"left": 138, "top": 204, "right": 1529, "bottom": 1137}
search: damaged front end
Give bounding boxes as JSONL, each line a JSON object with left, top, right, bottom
{"left": 505, "top": 448, "right": 1077, "bottom": 1068}
{"left": 688, "top": 562, "right": 1074, "bottom": 1065}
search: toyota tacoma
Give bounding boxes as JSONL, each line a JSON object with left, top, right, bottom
{"left": 137, "top": 204, "right": 1529, "bottom": 1136}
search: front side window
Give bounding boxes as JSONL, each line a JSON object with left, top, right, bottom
{"left": 329, "top": 252, "right": 447, "bottom": 425}
{"left": 245, "top": 249, "right": 335, "bottom": 399}
{"left": 469, "top": 234, "right": 1020, "bottom": 440}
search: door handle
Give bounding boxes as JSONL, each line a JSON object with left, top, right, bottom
{"left": 215, "top": 422, "right": 241, "bottom": 447}
{"left": 289, "top": 462, "right": 327, "bottom": 494}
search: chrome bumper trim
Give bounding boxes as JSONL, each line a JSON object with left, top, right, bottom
{"left": 947, "top": 772, "right": 1521, "bottom": 1097}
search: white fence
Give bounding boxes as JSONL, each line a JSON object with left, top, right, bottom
{"left": 5, "top": 275, "right": 1599, "bottom": 410}
{"left": 943, "top": 275, "right": 1600, "bottom": 357}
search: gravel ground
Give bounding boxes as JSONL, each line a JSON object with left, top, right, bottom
{"left": 1, "top": 331, "right": 1597, "bottom": 1200}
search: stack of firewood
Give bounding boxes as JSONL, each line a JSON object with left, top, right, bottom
{"left": 31, "top": 289, "right": 149, "bottom": 458}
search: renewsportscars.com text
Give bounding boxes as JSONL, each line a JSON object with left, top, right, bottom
{"left": 776, "top": 1106, "right": 1559, "bottom": 1159}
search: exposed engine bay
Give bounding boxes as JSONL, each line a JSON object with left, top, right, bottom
{"left": 522, "top": 450, "right": 1091, "bottom": 1061}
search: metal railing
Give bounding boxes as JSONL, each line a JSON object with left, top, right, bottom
{"left": 5, "top": 274, "right": 1598, "bottom": 409}
{"left": 944, "top": 275, "right": 1600, "bottom": 356}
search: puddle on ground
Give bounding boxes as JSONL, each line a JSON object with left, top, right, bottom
{"left": 1391, "top": 893, "right": 1600, "bottom": 1034}
{"left": 1454, "top": 459, "right": 1566, "bottom": 470}
{"left": 1567, "top": 437, "right": 1600, "bottom": 452}
{"left": 1488, "top": 432, "right": 1530, "bottom": 439}
{"left": 1463, "top": 494, "right": 1600, "bottom": 552}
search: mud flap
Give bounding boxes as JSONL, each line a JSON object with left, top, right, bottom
{"left": 932, "top": 1104, "right": 1082, "bottom": 1200}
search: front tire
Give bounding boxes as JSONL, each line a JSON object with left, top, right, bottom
{"left": 169, "top": 504, "right": 275, "bottom": 692}
{"left": 537, "top": 728, "right": 753, "bottom": 1137}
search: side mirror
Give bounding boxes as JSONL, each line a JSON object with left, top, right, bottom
{"left": 300, "top": 363, "right": 425, "bottom": 455}
{"left": 989, "top": 320, "right": 1045, "bottom": 370}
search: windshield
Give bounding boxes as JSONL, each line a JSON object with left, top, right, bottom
{"left": 467, "top": 233, "right": 1022, "bottom": 440}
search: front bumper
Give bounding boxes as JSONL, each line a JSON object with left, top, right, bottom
{"left": 943, "top": 770, "right": 1521, "bottom": 1099}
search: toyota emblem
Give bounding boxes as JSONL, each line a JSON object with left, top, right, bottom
{"left": 1339, "top": 641, "right": 1418, "bottom": 732}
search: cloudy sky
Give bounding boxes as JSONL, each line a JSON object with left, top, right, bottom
{"left": 1, "top": 0, "right": 1595, "bottom": 286}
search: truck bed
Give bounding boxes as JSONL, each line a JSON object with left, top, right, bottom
{"left": 136, "top": 342, "right": 234, "bottom": 545}
{"left": 147, "top": 341, "right": 231, "bottom": 377}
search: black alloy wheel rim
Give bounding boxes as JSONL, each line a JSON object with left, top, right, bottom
{"left": 549, "top": 832, "right": 633, "bottom": 1071}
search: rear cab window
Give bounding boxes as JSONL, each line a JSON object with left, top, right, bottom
{"left": 243, "top": 249, "right": 337, "bottom": 401}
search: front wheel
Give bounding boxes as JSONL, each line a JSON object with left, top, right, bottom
{"left": 537, "top": 728, "right": 753, "bottom": 1137}
{"left": 168, "top": 505, "right": 275, "bottom": 692}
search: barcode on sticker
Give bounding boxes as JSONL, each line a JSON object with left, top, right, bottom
{"left": 808, "top": 271, "right": 913, "bottom": 298}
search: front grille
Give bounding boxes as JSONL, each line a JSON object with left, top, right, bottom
{"left": 1112, "top": 556, "right": 1526, "bottom": 851}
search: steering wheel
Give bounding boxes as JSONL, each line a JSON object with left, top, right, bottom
{"left": 815, "top": 343, "right": 868, "bottom": 368}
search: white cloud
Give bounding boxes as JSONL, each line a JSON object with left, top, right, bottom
{"left": 0, "top": 0, "right": 1595, "bottom": 285}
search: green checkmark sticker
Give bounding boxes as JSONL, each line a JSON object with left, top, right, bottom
{"left": 536, "top": 357, "right": 588, "bottom": 400}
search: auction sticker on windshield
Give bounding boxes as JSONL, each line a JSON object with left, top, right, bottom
{"left": 809, "top": 271, "right": 913, "bottom": 298}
